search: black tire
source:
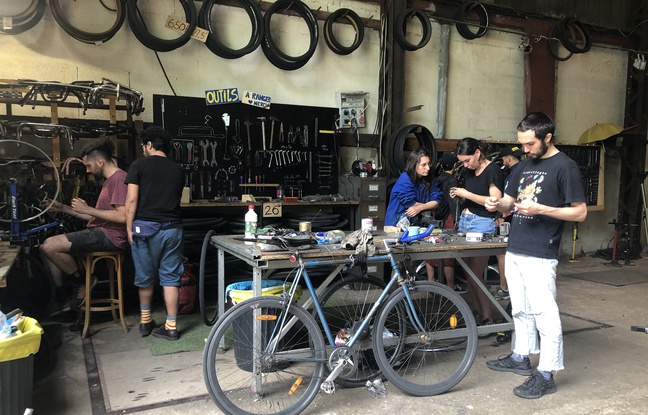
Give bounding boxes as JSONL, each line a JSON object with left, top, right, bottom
{"left": 203, "top": 296, "right": 326, "bottom": 415}
{"left": 127, "top": 0, "right": 197, "bottom": 52}
{"left": 323, "top": 8, "right": 365, "bottom": 55}
{"left": 372, "top": 282, "right": 477, "bottom": 396}
{"left": 547, "top": 22, "right": 573, "bottom": 62}
{"left": 199, "top": 229, "right": 218, "bottom": 326}
{"left": 455, "top": 1, "right": 489, "bottom": 40}
{"left": 395, "top": 8, "right": 432, "bottom": 51}
{"left": 556, "top": 17, "right": 591, "bottom": 54}
{"left": 313, "top": 273, "right": 405, "bottom": 388}
{"left": 199, "top": 0, "right": 264, "bottom": 59}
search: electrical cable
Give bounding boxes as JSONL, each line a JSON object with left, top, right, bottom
{"left": 127, "top": 0, "right": 197, "bottom": 52}
{"left": 0, "top": 0, "right": 46, "bottom": 35}
{"left": 261, "top": 0, "right": 318, "bottom": 71}
{"left": 455, "top": 1, "right": 489, "bottom": 40}
{"left": 394, "top": 8, "right": 432, "bottom": 51}
{"left": 323, "top": 8, "right": 365, "bottom": 55}
{"left": 199, "top": 0, "right": 263, "bottom": 59}
{"left": 50, "top": 0, "right": 126, "bottom": 45}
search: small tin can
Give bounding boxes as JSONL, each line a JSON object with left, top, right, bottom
{"left": 299, "top": 221, "right": 312, "bottom": 232}
{"left": 499, "top": 221, "right": 510, "bottom": 236}
{"left": 361, "top": 218, "right": 373, "bottom": 233}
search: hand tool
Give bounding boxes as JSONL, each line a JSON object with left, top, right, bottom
{"left": 222, "top": 113, "right": 231, "bottom": 160}
{"left": 210, "top": 140, "right": 218, "bottom": 166}
{"left": 199, "top": 139, "right": 210, "bottom": 166}
{"left": 257, "top": 117, "right": 267, "bottom": 152}
{"left": 269, "top": 116, "right": 278, "bottom": 149}
{"left": 279, "top": 122, "right": 284, "bottom": 142}
{"left": 186, "top": 141, "right": 193, "bottom": 164}
{"left": 314, "top": 117, "right": 318, "bottom": 147}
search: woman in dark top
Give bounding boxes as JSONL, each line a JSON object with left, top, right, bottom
{"left": 449, "top": 138, "right": 504, "bottom": 327}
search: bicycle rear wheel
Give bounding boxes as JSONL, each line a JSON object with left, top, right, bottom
{"left": 203, "top": 296, "right": 326, "bottom": 415}
{"left": 372, "top": 282, "right": 477, "bottom": 396}
{"left": 313, "top": 273, "right": 405, "bottom": 388}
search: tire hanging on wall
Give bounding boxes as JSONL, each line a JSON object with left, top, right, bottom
{"left": 261, "top": 0, "right": 319, "bottom": 70}
{"left": 455, "top": 1, "right": 489, "bottom": 40}
{"left": 198, "top": 0, "right": 264, "bottom": 59}
{"left": 386, "top": 124, "right": 436, "bottom": 178}
{"left": 50, "top": 0, "right": 126, "bottom": 44}
{"left": 0, "top": 0, "right": 46, "bottom": 35}
{"left": 323, "top": 8, "right": 365, "bottom": 55}
{"left": 394, "top": 8, "right": 432, "bottom": 51}
{"left": 547, "top": 21, "right": 573, "bottom": 61}
{"left": 555, "top": 17, "right": 591, "bottom": 54}
{"left": 127, "top": 0, "right": 197, "bottom": 52}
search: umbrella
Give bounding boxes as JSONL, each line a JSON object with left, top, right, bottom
{"left": 578, "top": 123, "right": 624, "bottom": 144}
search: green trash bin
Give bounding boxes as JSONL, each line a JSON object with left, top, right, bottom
{"left": 0, "top": 317, "right": 44, "bottom": 415}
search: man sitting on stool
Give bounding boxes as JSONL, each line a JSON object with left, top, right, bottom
{"left": 41, "top": 140, "right": 128, "bottom": 312}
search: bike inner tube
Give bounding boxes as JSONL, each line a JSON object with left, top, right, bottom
{"left": 50, "top": 0, "right": 126, "bottom": 44}
{"left": 0, "top": 0, "right": 46, "bottom": 35}
{"left": 199, "top": 0, "right": 263, "bottom": 59}
{"left": 261, "top": 0, "right": 318, "bottom": 71}
{"left": 127, "top": 0, "right": 197, "bottom": 52}
{"left": 555, "top": 17, "right": 591, "bottom": 54}
{"left": 394, "top": 8, "right": 431, "bottom": 51}
{"left": 455, "top": 1, "right": 489, "bottom": 40}
{"left": 324, "top": 8, "right": 365, "bottom": 55}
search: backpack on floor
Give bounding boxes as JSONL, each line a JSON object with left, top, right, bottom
{"left": 178, "top": 260, "right": 197, "bottom": 314}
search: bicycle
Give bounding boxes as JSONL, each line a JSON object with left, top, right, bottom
{"left": 202, "top": 227, "right": 478, "bottom": 415}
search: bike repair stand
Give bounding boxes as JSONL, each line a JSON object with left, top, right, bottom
{"left": 8, "top": 177, "right": 60, "bottom": 247}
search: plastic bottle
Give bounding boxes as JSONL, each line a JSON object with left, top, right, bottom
{"left": 0, "top": 309, "right": 10, "bottom": 340}
{"left": 326, "top": 230, "right": 345, "bottom": 244}
{"left": 244, "top": 205, "right": 257, "bottom": 239}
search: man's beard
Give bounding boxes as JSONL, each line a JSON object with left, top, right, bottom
{"left": 529, "top": 141, "right": 548, "bottom": 159}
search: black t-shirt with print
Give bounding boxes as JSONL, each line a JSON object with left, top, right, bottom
{"left": 505, "top": 151, "right": 586, "bottom": 259}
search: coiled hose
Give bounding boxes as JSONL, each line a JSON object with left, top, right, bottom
{"left": 199, "top": 0, "right": 264, "bottom": 59}
{"left": 127, "top": 0, "right": 197, "bottom": 52}
{"left": 50, "top": 0, "right": 126, "bottom": 44}
{"left": 261, "top": 0, "right": 318, "bottom": 70}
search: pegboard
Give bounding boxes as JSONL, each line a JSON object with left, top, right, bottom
{"left": 153, "top": 94, "right": 339, "bottom": 201}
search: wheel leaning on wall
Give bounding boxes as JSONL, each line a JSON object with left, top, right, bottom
{"left": 395, "top": 8, "right": 432, "bottom": 51}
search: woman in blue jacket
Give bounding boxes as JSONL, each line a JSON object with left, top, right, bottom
{"left": 385, "top": 147, "right": 442, "bottom": 226}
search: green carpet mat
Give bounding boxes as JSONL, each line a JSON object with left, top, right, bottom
{"left": 145, "top": 311, "right": 213, "bottom": 356}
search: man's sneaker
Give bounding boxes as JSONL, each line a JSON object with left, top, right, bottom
{"left": 69, "top": 275, "right": 98, "bottom": 310}
{"left": 486, "top": 353, "right": 532, "bottom": 375}
{"left": 453, "top": 283, "right": 467, "bottom": 294}
{"left": 493, "top": 287, "right": 510, "bottom": 300}
{"left": 140, "top": 321, "right": 155, "bottom": 337}
{"left": 477, "top": 318, "right": 496, "bottom": 339}
{"left": 513, "top": 371, "right": 557, "bottom": 399}
{"left": 152, "top": 325, "right": 179, "bottom": 341}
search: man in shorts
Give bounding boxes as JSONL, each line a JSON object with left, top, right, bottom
{"left": 41, "top": 140, "right": 128, "bottom": 312}
{"left": 125, "top": 126, "right": 184, "bottom": 341}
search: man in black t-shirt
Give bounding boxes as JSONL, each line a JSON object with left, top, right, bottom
{"left": 125, "top": 126, "right": 185, "bottom": 341}
{"left": 484, "top": 112, "right": 587, "bottom": 399}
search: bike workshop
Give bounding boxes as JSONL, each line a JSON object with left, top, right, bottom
{"left": 1, "top": 1, "right": 648, "bottom": 414}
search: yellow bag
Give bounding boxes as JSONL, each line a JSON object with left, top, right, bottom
{"left": 0, "top": 317, "right": 44, "bottom": 362}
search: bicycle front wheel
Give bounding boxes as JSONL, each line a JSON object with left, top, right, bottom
{"left": 372, "top": 282, "right": 477, "bottom": 396}
{"left": 203, "top": 296, "right": 326, "bottom": 415}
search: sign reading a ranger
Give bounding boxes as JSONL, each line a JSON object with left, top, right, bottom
{"left": 242, "top": 90, "right": 271, "bottom": 109}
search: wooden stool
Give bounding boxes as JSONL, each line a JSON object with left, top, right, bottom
{"left": 76, "top": 251, "right": 129, "bottom": 339}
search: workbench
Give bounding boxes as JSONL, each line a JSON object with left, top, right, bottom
{"left": 210, "top": 232, "right": 513, "bottom": 337}
{"left": 0, "top": 240, "right": 21, "bottom": 288}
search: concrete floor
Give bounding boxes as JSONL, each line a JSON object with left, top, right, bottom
{"left": 30, "top": 255, "right": 648, "bottom": 415}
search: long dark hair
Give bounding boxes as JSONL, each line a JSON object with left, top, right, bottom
{"left": 455, "top": 137, "right": 489, "bottom": 159}
{"left": 404, "top": 147, "right": 434, "bottom": 193}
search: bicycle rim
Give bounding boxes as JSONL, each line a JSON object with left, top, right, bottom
{"left": 313, "top": 274, "right": 405, "bottom": 388}
{"left": 203, "top": 296, "right": 325, "bottom": 415}
{"left": 372, "top": 282, "right": 477, "bottom": 396}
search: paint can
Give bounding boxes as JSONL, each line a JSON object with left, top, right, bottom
{"left": 361, "top": 218, "right": 373, "bottom": 233}
{"left": 299, "top": 222, "right": 312, "bottom": 232}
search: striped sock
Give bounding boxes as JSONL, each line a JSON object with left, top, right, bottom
{"left": 165, "top": 316, "right": 177, "bottom": 331}
{"left": 140, "top": 305, "right": 152, "bottom": 324}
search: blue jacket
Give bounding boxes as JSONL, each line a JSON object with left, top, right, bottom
{"left": 385, "top": 172, "right": 442, "bottom": 226}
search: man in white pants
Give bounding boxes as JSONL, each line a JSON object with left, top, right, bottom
{"left": 484, "top": 112, "right": 587, "bottom": 399}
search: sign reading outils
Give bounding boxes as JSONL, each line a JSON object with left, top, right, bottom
{"left": 205, "top": 88, "right": 241, "bottom": 106}
{"left": 242, "top": 90, "right": 271, "bottom": 109}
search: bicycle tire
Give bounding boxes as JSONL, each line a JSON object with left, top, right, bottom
{"left": 203, "top": 296, "right": 326, "bottom": 415}
{"left": 199, "top": 229, "right": 218, "bottom": 326}
{"left": 372, "top": 282, "right": 477, "bottom": 396}
{"left": 313, "top": 273, "right": 405, "bottom": 388}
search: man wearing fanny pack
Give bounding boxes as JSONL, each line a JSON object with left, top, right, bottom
{"left": 125, "top": 126, "right": 185, "bottom": 341}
